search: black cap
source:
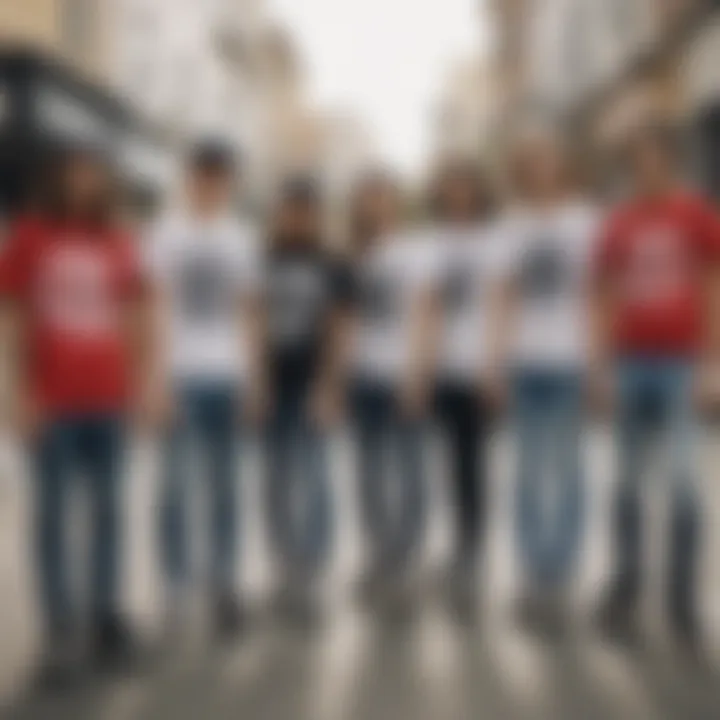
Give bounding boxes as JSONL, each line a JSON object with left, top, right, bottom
{"left": 280, "top": 175, "right": 320, "bottom": 206}
{"left": 187, "top": 138, "right": 237, "bottom": 174}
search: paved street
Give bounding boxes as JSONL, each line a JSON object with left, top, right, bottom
{"left": 1, "top": 427, "right": 720, "bottom": 720}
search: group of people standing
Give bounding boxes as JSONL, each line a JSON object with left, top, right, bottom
{"left": 2, "top": 119, "right": 719, "bottom": 688}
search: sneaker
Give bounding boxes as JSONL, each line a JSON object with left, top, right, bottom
{"left": 32, "top": 625, "right": 82, "bottom": 694}
{"left": 595, "top": 581, "right": 639, "bottom": 645}
{"left": 160, "top": 593, "right": 192, "bottom": 653}
{"left": 272, "top": 574, "right": 326, "bottom": 628}
{"left": 354, "top": 561, "right": 391, "bottom": 607}
{"left": 445, "top": 556, "right": 479, "bottom": 624}
{"left": 513, "top": 588, "right": 543, "bottom": 632}
{"left": 91, "top": 614, "right": 142, "bottom": 673}
{"left": 669, "top": 604, "right": 704, "bottom": 663}
{"left": 213, "top": 591, "right": 247, "bottom": 640}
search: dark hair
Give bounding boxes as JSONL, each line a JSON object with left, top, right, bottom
{"left": 270, "top": 174, "right": 324, "bottom": 248}
{"left": 623, "top": 120, "right": 684, "bottom": 169}
{"left": 428, "top": 158, "right": 495, "bottom": 221}
{"left": 279, "top": 175, "right": 321, "bottom": 207}
{"left": 507, "top": 129, "right": 579, "bottom": 200}
{"left": 348, "top": 169, "right": 401, "bottom": 254}
{"left": 38, "top": 142, "right": 120, "bottom": 226}
{"left": 187, "top": 138, "right": 237, "bottom": 175}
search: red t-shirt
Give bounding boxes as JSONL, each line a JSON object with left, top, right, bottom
{"left": 596, "top": 191, "right": 720, "bottom": 356}
{"left": 0, "top": 216, "right": 144, "bottom": 416}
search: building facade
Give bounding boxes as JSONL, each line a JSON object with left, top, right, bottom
{"left": 0, "top": 0, "right": 113, "bottom": 82}
{"left": 489, "top": 0, "right": 720, "bottom": 192}
{"left": 434, "top": 54, "right": 495, "bottom": 161}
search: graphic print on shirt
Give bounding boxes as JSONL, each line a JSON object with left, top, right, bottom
{"left": 268, "top": 263, "right": 328, "bottom": 344}
{"left": 177, "top": 252, "right": 236, "bottom": 324}
{"left": 37, "top": 243, "right": 116, "bottom": 336}
{"left": 518, "top": 239, "right": 570, "bottom": 301}
{"left": 442, "top": 262, "right": 477, "bottom": 315}
{"left": 622, "top": 225, "right": 690, "bottom": 305}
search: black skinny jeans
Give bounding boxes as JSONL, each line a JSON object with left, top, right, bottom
{"left": 435, "top": 381, "right": 491, "bottom": 563}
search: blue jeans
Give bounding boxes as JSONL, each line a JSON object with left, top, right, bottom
{"left": 514, "top": 370, "right": 585, "bottom": 589}
{"left": 32, "top": 415, "right": 125, "bottom": 633}
{"left": 265, "top": 385, "right": 332, "bottom": 579}
{"left": 612, "top": 359, "right": 699, "bottom": 610}
{"left": 160, "top": 382, "right": 240, "bottom": 592}
{"left": 352, "top": 381, "right": 427, "bottom": 572}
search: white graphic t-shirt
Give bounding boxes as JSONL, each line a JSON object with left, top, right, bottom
{"left": 353, "top": 231, "right": 439, "bottom": 383}
{"left": 499, "top": 201, "right": 602, "bottom": 368}
{"left": 146, "top": 211, "right": 261, "bottom": 382}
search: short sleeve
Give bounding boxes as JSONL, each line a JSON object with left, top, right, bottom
{"left": 0, "top": 219, "right": 37, "bottom": 300}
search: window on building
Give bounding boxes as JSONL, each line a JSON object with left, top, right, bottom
{"left": 61, "top": 0, "right": 96, "bottom": 64}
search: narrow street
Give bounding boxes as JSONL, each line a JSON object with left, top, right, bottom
{"left": 2, "top": 427, "right": 720, "bottom": 720}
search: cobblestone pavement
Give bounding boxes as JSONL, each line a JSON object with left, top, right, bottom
{"left": 1, "top": 428, "right": 720, "bottom": 719}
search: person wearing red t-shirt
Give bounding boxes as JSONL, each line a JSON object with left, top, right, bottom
{"left": 0, "top": 146, "right": 147, "bottom": 686}
{"left": 593, "top": 123, "right": 720, "bottom": 652}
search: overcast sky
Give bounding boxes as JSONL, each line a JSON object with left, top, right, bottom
{"left": 267, "top": 0, "right": 488, "bottom": 176}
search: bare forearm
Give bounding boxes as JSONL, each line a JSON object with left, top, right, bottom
{"left": 703, "top": 269, "right": 720, "bottom": 363}
{"left": 1, "top": 303, "right": 30, "bottom": 419}
{"left": 408, "top": 290, "right": 439, "bottom": 387}
{"left": 318, "top": 311, "right": 353, "bottom": 391}
{"left": 589, "top": 284, "right": 613, "bottom": 372}
{"left": 488, "top": 282, "right": 514, "bottom": 377}
{"left": 243, "top": 296, "right": 267, "bottom": 389}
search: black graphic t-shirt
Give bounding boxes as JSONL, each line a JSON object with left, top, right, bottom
{"left": 265, "top": 245, "right": 355, "bottom": 390}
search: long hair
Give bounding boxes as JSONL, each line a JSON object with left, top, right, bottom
{"left": 428, "top": 157, "right": 496, "bottom": 222}
{"left": 37, "top": 143, "right": 121, "bottom": 227}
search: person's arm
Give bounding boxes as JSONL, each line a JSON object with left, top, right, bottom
{"left": 692, "top": 200, "right": 720, "bottom": 409}
{"left": 242, "top": 287, "right": 269, "bottom": 426}
{"left": 117, "top": 233, "right": 157, "bottom": 426}
{"left": 588, "top": 211, "right": 620, "bottom": 414}
{"left": 695, "top": 200, "right": 720, "bottom": 361}
{"left": 485, "top": 274, "right": 516, "bottom": 409}
{"left": 401, "top": 281, "right": 441, "bottom": 419}
{"left": 311, "top": 258, "right": 357, "bottom": 427}
{"left": 241, "top": 233, "right": 270, "bottom": 427}
{"left": 134, "top": 223, "right": 175, "bottom": 430}
{"left": 482, "top": 222, "right": 518, "bottom": 410}
{"left": 0, "top": 222, "right": 37, "bottom": 438}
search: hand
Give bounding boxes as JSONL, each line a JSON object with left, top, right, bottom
{"left": 693, "top": 362, "right": 720, "bottom": 412}
{"left": 479, "top": 368, "right": 507, "bottom": 413}
{"left": 587, "top": 365, "right": 613, "bottom": 417}
{"left": 399, "top": 374, "right": 430, "bottom": 420}
{"left": 309, "top": 382, "right": 343, "bottom": 429}
{"left": 9, "top": 395, "right": 43, "bottom": 442}
{"left": 245, "top": 379, "right": 271, "bottom": 428}
{"left": 138, "top": 382, "right": 175, "bottom": 431}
